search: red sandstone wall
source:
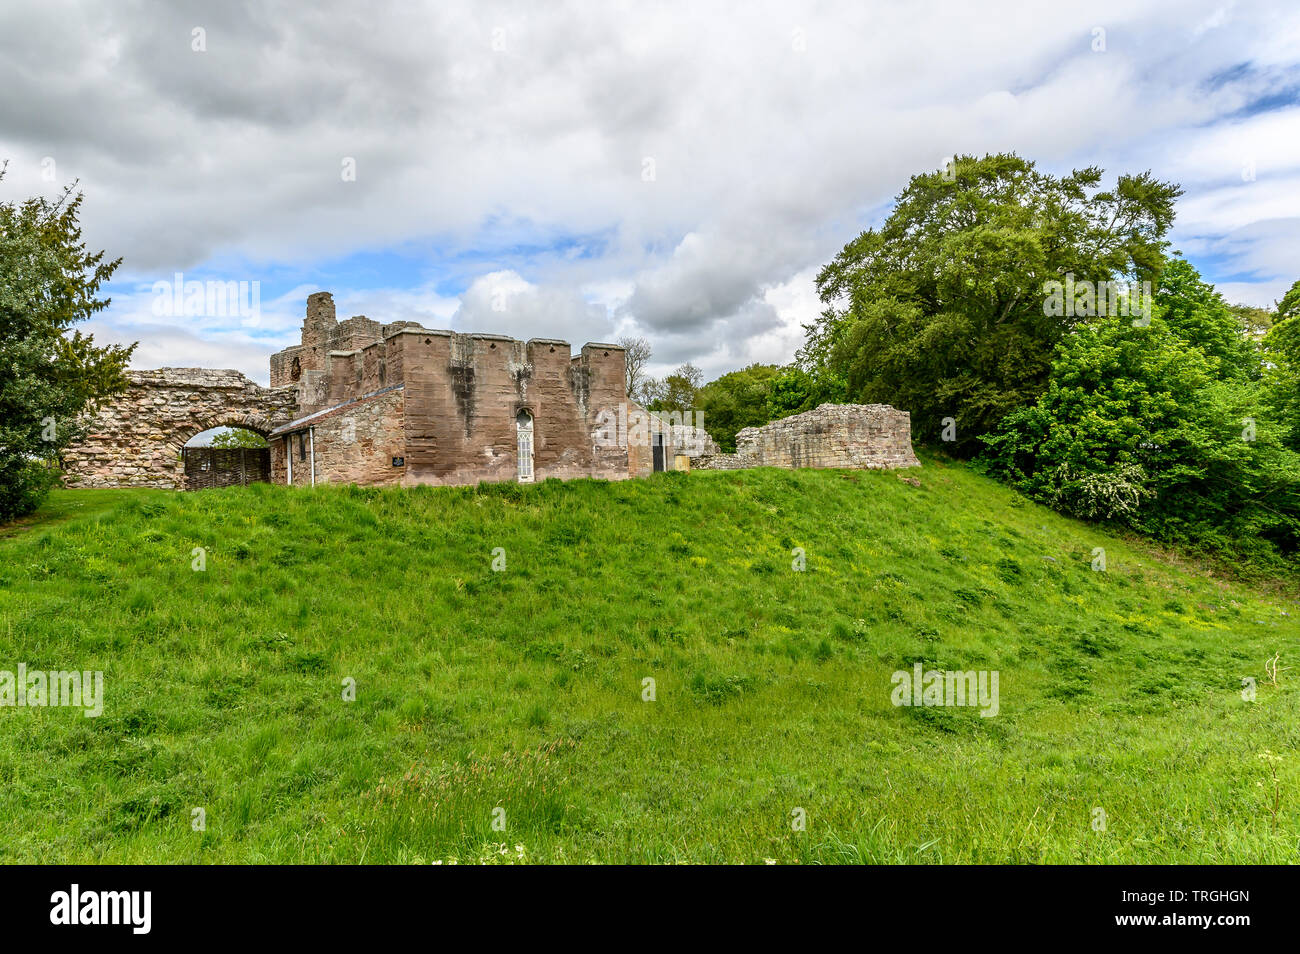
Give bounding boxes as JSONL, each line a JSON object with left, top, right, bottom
{"left": 267, "top": 291, "right": 633, "bottom": 488}
{"left": 384, "top": 330, "right": 629, "bottom": 487}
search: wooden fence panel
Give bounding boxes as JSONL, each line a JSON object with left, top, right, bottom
{"left": 182, "top": 447, "right": 271, "bottom": 490}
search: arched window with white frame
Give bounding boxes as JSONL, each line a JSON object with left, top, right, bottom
{"left": 516, "top": 409, "right": 534, "bottom": 482}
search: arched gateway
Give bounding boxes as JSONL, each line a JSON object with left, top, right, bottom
{"left": 62, "top": 369, "right": 297, "bottom": 490}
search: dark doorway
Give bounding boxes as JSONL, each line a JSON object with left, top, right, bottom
{"left": 182, "top": 446, "right": 271, "bottom": 489}
{"left": 652, "top": 432, "right": 666, "bottom": 473}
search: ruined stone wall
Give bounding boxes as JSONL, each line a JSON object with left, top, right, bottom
{"left": 628, "top": 413, "right": 652, "bottom": 477}
{"left": 270, "top": 292, "right": 423, "bottom": 417}
{"left": 266, "top": 290, "right": 633, "bottom": 488}
{"left": 665, "top": 422, "right": 719, "bottom": 458}
{"left": 691, "top": 403, "right": 919, "bottom": 472}
{"left": 688, "top": 452, "right": 750, "bottom": 471}
{"left": 277, "top": 388, "right": 405, "bottom": 487}
{"left": 270, "top": 291, "right": 337, "bottom": 410}
{"left": 63, "top": 369, "right": 298, "bottom": 489}
{"left": 574, "top": 343, "right": 631, "bottom": 480}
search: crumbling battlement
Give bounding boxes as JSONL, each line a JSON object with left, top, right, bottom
{"left": 269, "top": 292, "right": 626, "bottom": 420}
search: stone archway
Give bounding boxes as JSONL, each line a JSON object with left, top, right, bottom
{"left": 62, "top": 368, "right": 298, "bottom": 489}
{"left": 172, "top": 413, "right": 277, "bottom": 461}
{"left": 178, "top": 417, "right": 276, "bottom": 491}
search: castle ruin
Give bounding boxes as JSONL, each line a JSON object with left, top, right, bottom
{"left": 61, "top": 291, "right": 919, "bottom": 490}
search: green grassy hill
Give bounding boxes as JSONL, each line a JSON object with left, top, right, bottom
{"left": 0, "top": 455, "right": 1296, "bottom": 863}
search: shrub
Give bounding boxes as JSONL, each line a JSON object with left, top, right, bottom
{"left": 0, "top": 461, "right": 61, "bottom": 523}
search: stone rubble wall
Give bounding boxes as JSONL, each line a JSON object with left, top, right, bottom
{"left": 689, "top": 452, "right": 751, "bottom": 471}
{"left": 666, "top": 423, "right": 720, "bottom": 458}
{"left": 691, "top": 403, "right": 919, "bottom": 472}
{"left": 62, "top": 369, "right": 298, "bottom": 489}
{"left": 279, "top": 388, "right": 406, "bottom": 487}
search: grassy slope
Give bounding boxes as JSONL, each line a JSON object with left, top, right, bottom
{"left": 0, "top": 454, "right": 1296, "bottom": 864}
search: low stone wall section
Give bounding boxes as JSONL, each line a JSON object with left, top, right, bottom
{"left": 691, "top": 403, "right": 919, "bottom": 472}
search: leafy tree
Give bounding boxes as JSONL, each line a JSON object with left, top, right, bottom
{"left": 983, "top": 259, "right": 1298, "bottom": 568}
{"left": 804, "top": 153, "right": 1181, "bottom": 454}
{"left": 1263, "top": 290, "right": 1300, "bottom": 452}
{"left": 1230, "top": 302, "right": 1273, "bottom": 340}
{"left": 0, "top": 167, "right": 134, "bottom": 520}
{"left": 1157, "top": 257, "right": 1257, "bottom": 380}
{"left": 209, "top": 428, "right": 269, "bottom": 449}
{"left": 651, "top": 362, "right": 703, "bottom": 415}
{"left": 632, "top": 375, "right": 665, "bottom": 407}
{"left": 1277, "top": 278, "right": 1300, "bottom": 323}
{"left": 766, "top": 365, "right": 847, "bottom": 420}
{"left": 695, "top": 364, "right": 781, "bottom": 452}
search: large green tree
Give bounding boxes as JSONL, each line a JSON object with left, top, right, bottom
{"left": 983, "top": 258, "right": 1298, "bottom": 568}
{"left": 0, "top": 167, "right": 134, "bottom": 520}
{"left": 1263, "top": 278, "right": 1300, "bottom": 452}
{"left": 1157, "top": 257, "right": 1257, "bottom": 380}
{"left": 649, "top": 362, "right": 703, "bottom": 415}
{"left": 803, "top": 153, "right": 1181, "bottom": 453}
{"left": 694, "top": 363, "right": 781, "bottom": 452}
{"left": 765, "top": 365, "right": 846, "bottom": 421}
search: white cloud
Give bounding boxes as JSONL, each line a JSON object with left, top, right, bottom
{"left": 1, "top": 0, "right": 1297, "bottom": 380}
{"left": 452, "top": 270, "right": 616, "bottom": 345}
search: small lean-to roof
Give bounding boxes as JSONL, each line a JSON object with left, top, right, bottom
{"left": 270, "top": 384, "right": 404, "bottom": 436}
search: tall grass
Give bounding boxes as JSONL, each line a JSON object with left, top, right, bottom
{"left": 0, "top": 455, "right": 1296, "bottom": 862}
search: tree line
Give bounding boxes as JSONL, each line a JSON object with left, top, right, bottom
{"left": 640, "top": 154, "right": 1299, "bottom": 570}
{"left": 4, "top": 151, "right": 1297, "bottom": 571}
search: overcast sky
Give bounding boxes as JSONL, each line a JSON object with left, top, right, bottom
{"left": 2, "top": 0, "right": 1298, "bottom": 385}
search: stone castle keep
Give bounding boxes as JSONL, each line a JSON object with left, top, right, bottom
{"left": 268, "top": 292, "right": 632, "bottom": 486}
{"left": 62, "top": 291, "right": 919, "bottom": 490}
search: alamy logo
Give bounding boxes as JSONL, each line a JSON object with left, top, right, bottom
{"left": 1042, "top": 273, "right": 1153, "bottom": 326}
{"left": 50, "top": 884, "right": 151, "bottom": 934}
{"left": 891, "top": 663, "right": 999, "bottom": 717}
{"left": 151, "top": 272, "right": 261, "bottom": 326}
{"left": 0, "top": 665, "right": 103, "bottom": 717}
{"left": 592, "top": 404, "right": 708, "bottom": 451}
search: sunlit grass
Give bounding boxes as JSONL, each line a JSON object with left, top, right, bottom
{"left": 0, "top": 454, "right": 1296, "bottom": 863}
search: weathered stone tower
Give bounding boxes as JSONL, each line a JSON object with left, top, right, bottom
{"left": 267, "top": 291, "right": 630, "bottom": 487}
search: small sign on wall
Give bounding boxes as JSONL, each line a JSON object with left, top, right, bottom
{"left": 392, "top": 456, "right": 405, "bottom": 467}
